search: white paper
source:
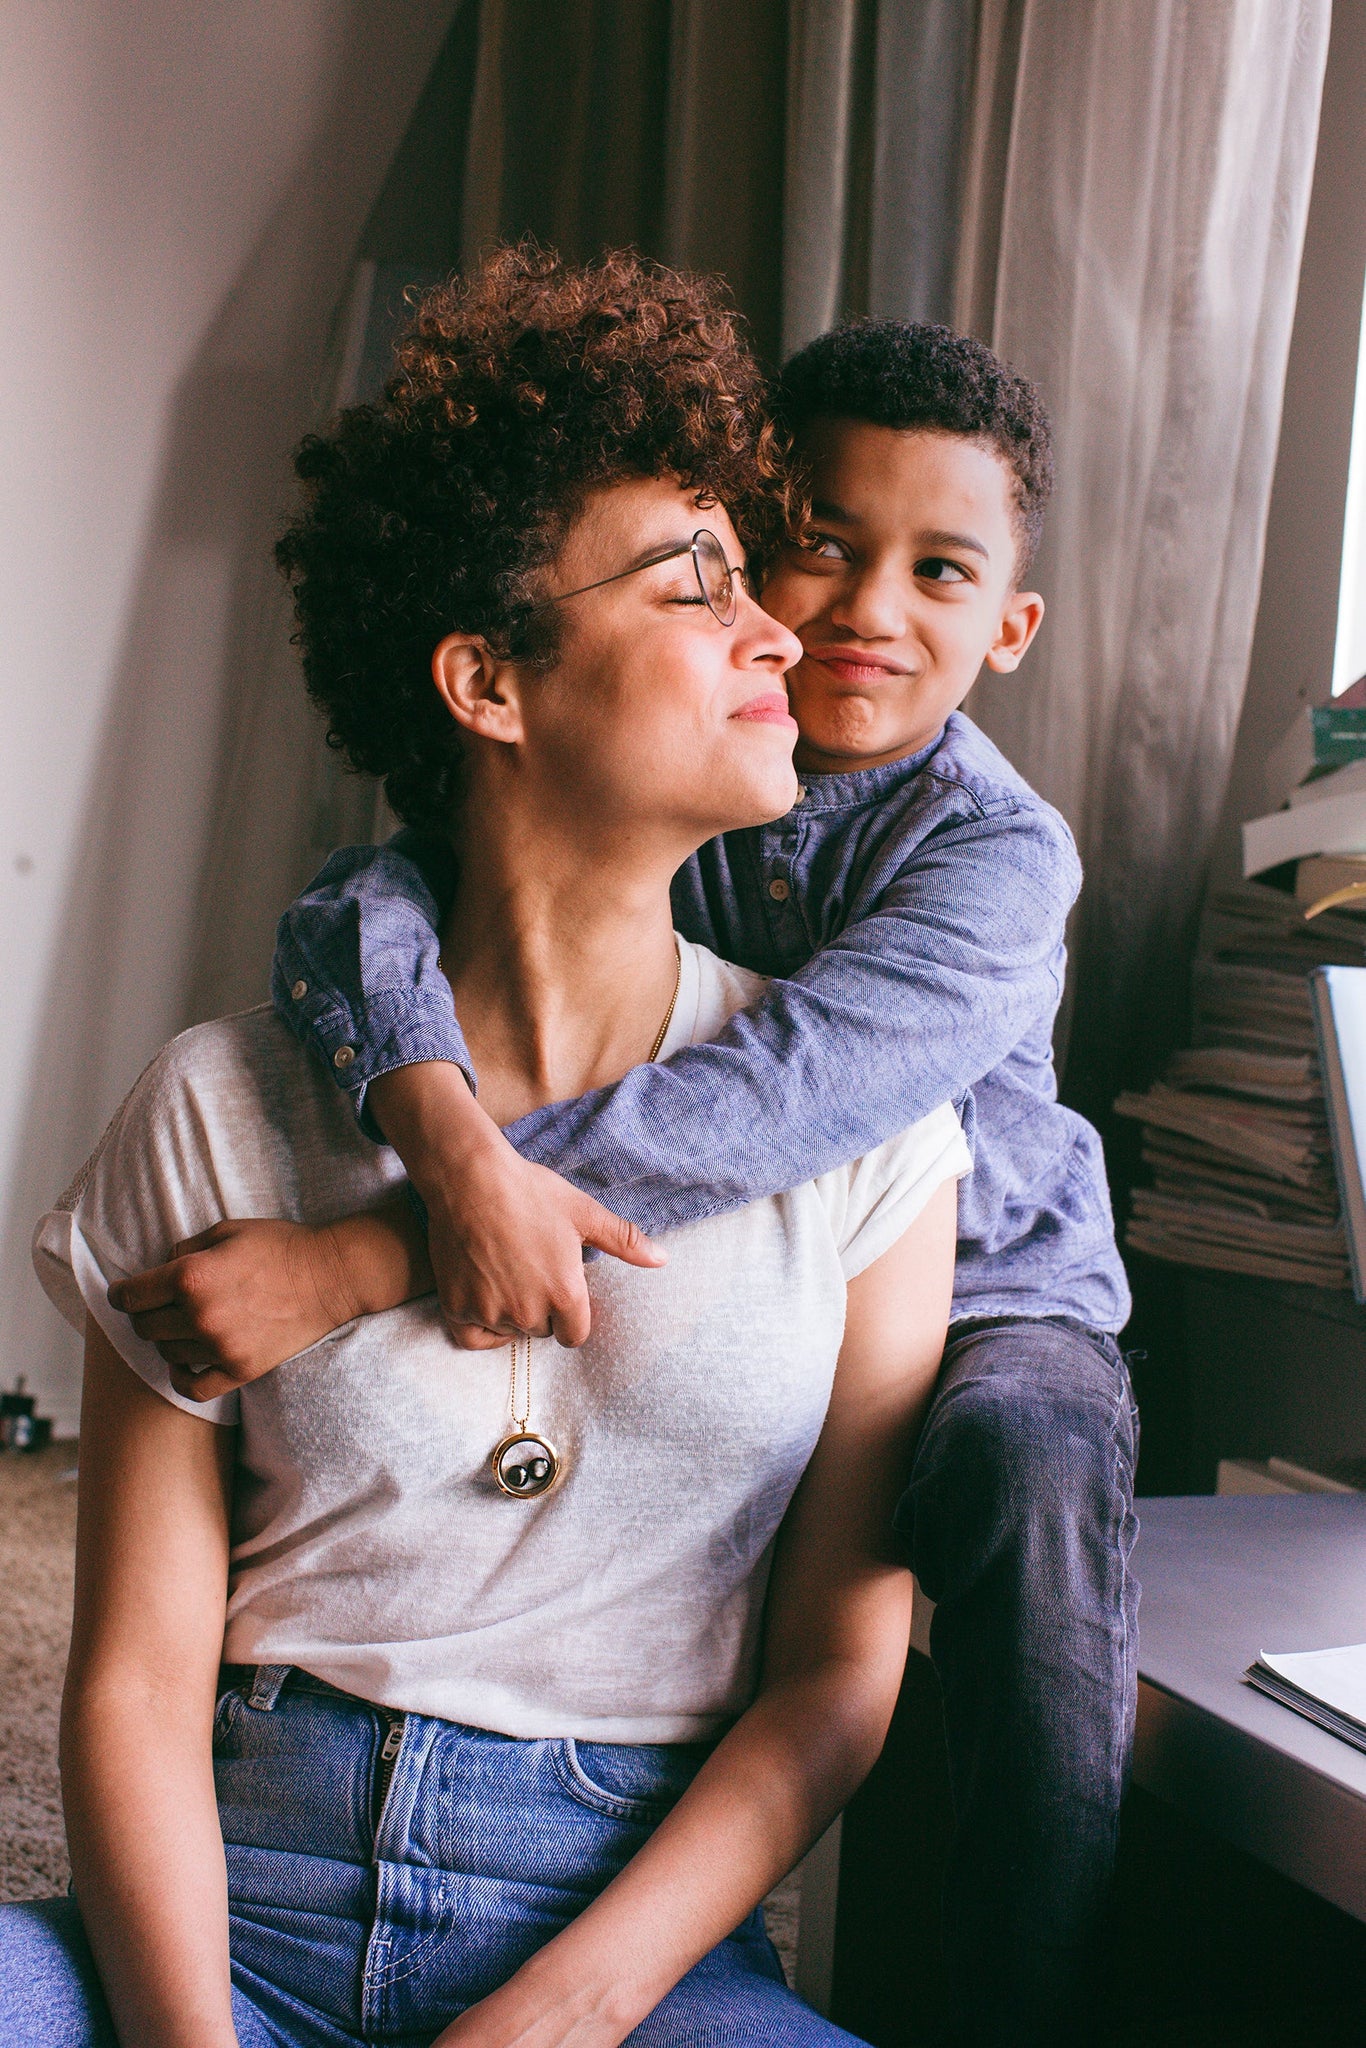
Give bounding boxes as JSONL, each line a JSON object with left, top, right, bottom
{"left": 1242, "top": 792, "right": 1366, "bottom": 877}
{"left": 1259, "top": 1644, "right": 1366, "bottom": 1727}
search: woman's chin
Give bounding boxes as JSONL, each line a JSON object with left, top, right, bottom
{"left": 728, "top": 762, "right": 801, "bottom": 830}
{"left": 673, "top": 736, "right": 799, "bottom": 840}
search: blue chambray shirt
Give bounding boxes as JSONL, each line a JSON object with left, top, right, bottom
{"left": 272, "top": 711, "right": 1131, "bottom": 1333}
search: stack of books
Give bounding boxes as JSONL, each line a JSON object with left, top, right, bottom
{"left": 1115, "top": 679, "right": 1366, "bottom": 1294}
{"left": 1245, "top": 1643, "right": 1366, "bottom": 1756}
{"left": 1243, "top": 679, "right": 1366, "bottom": 897}
{"left": 1114, "top": 884, "right": 1366, "bottom": 1289}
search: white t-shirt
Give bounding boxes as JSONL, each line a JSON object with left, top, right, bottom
{"left": 34, "top": 937, "right": 969, "bottom": 1742}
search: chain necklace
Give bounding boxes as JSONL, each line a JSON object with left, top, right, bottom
{"left": 645, "top": 945, "right": 682, "bottom": 1062}
{"left": 490, "top": 944, "right": 681, "bottom": 1501}
{"left": 491, "top": 1333, "right": 560, "bottom": 1498}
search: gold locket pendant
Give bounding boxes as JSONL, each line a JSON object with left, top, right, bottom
{"left": 492, "top": 1335, "right": 562, "bottom": 1499}
{"left": 491, "top": 1428, "right": 561, "bottom": 1499}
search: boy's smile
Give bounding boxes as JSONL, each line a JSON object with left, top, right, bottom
{"left": 762, "top": 418, "right": 1045, "bottom": 775}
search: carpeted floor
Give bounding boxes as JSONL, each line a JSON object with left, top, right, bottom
{"left": 0, "top": 1443, "right": 77, "bottom": 1902}
{"left": 0, "top": 1443, "right": 801, "bottom": 1970}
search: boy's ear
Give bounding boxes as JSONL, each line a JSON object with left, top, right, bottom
{"left": 431, "top": 633, "right": 527, "bottom": 743}
{"left": 984, "top": 589, "right": 1045, "bottom": 675}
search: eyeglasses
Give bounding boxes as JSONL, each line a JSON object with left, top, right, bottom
{"left": 528, "top": 528, "right": 749, "bottom": 627}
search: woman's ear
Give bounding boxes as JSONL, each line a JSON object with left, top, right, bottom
{"left": 431, "top": 634, "right": 527, "bottom": 742}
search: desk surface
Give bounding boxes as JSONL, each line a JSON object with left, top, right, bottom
{"left": 1135, "top": 1494, "right": 1366, "bottom": 1918}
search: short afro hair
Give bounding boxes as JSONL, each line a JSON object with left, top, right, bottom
{"left": 276, "top": 242, "right": 797, "bottom": 831}
{"left": 774, "top": 320, "right": 1053, "bottom": 576}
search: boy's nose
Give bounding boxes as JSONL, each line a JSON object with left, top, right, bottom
{"left": 831, "top": 569, "right": 908, "bottom": 641}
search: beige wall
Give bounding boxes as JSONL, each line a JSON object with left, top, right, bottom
{"left": 0, "top": 1, "right": 459, "bottom": 1433}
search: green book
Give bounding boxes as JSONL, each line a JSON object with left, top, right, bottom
{"left": 1311, "top": 707, "right": 1366, "bottom": 768}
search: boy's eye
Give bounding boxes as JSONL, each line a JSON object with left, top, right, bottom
{"left": 793, "top": 531, "right": 851, "bottom": 563}
{"left": 917, "top": 557, "right": 970, "bottom": 585}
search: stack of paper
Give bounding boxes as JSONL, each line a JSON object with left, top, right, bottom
{"left": 1249, "top": 683, "right": 1366, "bottom": 884}
{"left": 1114, "top": 884, "right": 1364, "bottom": 1289}
{"left": 1245, "top": 1643, "right": 1366, "bottom": 1755}
{"left": 1296, "top": 854, "right": 1366, "bottom": 910}
{"left": 1243, "top": 792, "right": 1366, "bottom": 879}
{"left": 1126, "top": 689, "right": 1366, "bottom": 1290}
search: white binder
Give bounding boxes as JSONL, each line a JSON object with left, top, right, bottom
{"left": 1310, "top": 965, "right": 1366, "bottom": 1303}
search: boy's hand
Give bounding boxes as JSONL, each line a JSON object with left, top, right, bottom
{"left": 367, "top": 1063, "right": 666, "bottom": 1349}
{"left": 105, "top": 1191, "right": 435, "bottom": 1402}
{"left": 107, "top": 1219, "right": 363, "bottom": 1402}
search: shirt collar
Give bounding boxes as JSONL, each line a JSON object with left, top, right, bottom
{"left": 788, "top": 724, "right": 948, "bottom": 814}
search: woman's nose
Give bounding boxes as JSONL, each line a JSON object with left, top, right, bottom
{"left": 736, "top": 587, "right": 803, "bottom": 669}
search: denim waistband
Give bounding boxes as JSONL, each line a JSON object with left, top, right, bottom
{"left": 219, "top": 1662, "right": 358, "bottom": 1713}
{"left": 203, "top": 1666, "right": 783, "bottom": 2038}
{"left": 213, "top": 1662, "right": 717, "bottom": 1874}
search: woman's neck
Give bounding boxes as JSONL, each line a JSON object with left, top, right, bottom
{"left": 440, "top": 790, "right": 683, "bottom": 1127}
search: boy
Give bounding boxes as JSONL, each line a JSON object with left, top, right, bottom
{"left": 120, "top": 323, "right": 1135, "bottom": 2046}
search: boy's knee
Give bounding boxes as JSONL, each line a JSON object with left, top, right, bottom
{"left": 937, "top": 1366, "right": 1115, "bottom": 1499}
{"left": 899, "top": 1325, "right": 1134, "bottom": 1570}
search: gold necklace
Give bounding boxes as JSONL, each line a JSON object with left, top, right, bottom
{"left": 490, "top": 945, "right": 681, "bottom": 1502}
{"left": 491, "top": 1334, "right": 561, "bottom": 1498}
{"left": 647, "top": 944, "right": 682, "bottom": 1063}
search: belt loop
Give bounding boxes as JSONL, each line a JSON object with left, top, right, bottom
{"left": 248, "top": 1664, "right": 291, "bottom": 1711}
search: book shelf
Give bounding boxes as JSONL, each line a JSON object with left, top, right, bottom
{"left": 1180, "top": 1269, "right": 1366, "bottom": 1493}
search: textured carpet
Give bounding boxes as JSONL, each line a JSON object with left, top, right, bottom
{"left": 0, "top": 1443, "right": 77, "bottom": 1902}
{"left": 0, "top": 1444, "right": 801, "bottom": 1970}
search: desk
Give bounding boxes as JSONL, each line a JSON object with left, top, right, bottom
{"left": 828, "top": 1496, "right": 1366, "bottom": 2043}
{"left": 1133, "top": 1493, "right": 1366, "bottom": 1921}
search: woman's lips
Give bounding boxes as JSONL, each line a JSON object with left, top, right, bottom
{"left": 732, "top": 691, "right": 798, "bottom": 728}
{"left": 807, "top": 650, "right": 910, "bottom": 684}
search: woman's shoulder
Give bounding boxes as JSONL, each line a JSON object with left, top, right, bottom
{"left": 47, "top": 1003, "right": 368, "bottom": 1257}
{"left": 108, "top": 1008, "right": 330, "bottom": 1178}
{"left": 33, "top": 1005, "right": 385, "bottom": 1426}
{"left": 663, "top": 937, "right": 970, "bottom": 1276}
{"left": 812, "top": 1102, "right": 971, "bottom": 1281}
{"left": 135, "top": 1002, "right": 304, "bottom": 1095}
{"left": 50, "top": 1007, "right": 293, "bottom": 1205}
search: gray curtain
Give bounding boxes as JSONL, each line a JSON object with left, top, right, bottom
{"left": 959, "top": 0, "right": 1331, "bottom": 1116}
{"left": 783, "top": 0, "right": 976, "bottom": 354}
{"left": 191, "top": 0, "right": 1331, "bottom": 1134}
{"left": 361, "top": 0, "right": 978, "bottom": 366}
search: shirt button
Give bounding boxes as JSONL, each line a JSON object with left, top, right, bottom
{"left": 768, "top": 877, "right": 790, "bottom": 902}
{"left": 291, "top": 979, "right": 308, "bottom": 1001}
{"left": 333, "top": 1045, "right": 356, "bottom": 1070}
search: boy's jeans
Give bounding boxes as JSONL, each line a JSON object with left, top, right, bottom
{"left": 897, "top": 1315, "right": 1140, "bottom": 2047}
{"left": 0, "top": 1674, "right": 868, "bottom": 2047}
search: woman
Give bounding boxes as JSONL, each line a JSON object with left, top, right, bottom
{"left": 8, "top": 247, "right": 968, "bottom": 2047}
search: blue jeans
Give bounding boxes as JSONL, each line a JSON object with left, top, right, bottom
{"left": 896, "top": 1315, "right": 1140, "bottom": 2047}
{"left": 0, "top": 1671, "right": 866, "bottom": 2046}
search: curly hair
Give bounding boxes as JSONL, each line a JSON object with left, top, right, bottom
{"left": 276, "top": 243, "right": 797, "bottom": 830}
{"left": 774, "top": 320, "right": 1053, "bottom": 576}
